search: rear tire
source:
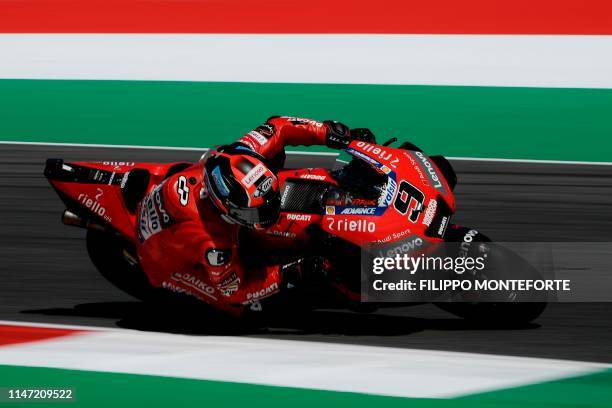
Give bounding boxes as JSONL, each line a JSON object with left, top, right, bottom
{"left": 86, "top": 230, "right": 153, "bottom": 301}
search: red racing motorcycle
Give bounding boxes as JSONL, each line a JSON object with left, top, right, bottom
{"left": 45, "top": 139, "right": 546, "bottom": 325}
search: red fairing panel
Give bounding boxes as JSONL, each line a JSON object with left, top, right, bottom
{"left": 321, "top": 141, "right": 456, "bottom": 247}
{"left": 48, "top": 161, "right": 188, "bottom": 240}
{"left": 54, "top": 180, "right": 136, "bottom": 239}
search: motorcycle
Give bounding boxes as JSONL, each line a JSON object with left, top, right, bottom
{"left": 44, "top": 139, "right": 547, "bottom": 326}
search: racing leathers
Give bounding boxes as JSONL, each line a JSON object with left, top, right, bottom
{"left": 135, "top": 116, "right": 354, "bottom": 315}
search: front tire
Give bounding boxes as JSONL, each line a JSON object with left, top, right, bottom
{"left": 435, "top": 226, "right": 547, "bottom": 326}
{"left": 435, "top": 301, "right": 547, "bottom": 327}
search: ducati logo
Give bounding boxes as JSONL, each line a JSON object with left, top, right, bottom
{"left": 286, "top": 213, "right": 311, "bottom": 221}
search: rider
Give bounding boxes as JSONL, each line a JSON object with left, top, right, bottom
{"left": 136, "top": 116, "right": 374, "bottom": 315}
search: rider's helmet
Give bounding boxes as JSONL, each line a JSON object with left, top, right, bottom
{"left": 202, "top": 144, "right": 280, "bottom": 229}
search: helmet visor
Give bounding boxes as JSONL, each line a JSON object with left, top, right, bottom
{"left": 227, "top": 194, "right": 280, "bottom": 228}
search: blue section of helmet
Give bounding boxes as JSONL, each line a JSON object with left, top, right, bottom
{"left": 211, "top": 166, "right": 230, "bottom": 197}
{"left": 234, "top": 145, "right": 253, "bottom": 152}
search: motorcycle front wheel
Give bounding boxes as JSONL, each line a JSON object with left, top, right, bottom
{"left": 435, "top": 227, "right": 547, "bottom": 326}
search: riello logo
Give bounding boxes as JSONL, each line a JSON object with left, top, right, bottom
{"left": 327, "top": 218, "right": 376, "bottom": 233}
{"left": 355, "top": 141, "right": 399, "bottom": 168}
{"left": 78, "top": 193, "right": 110, "bottom": 221}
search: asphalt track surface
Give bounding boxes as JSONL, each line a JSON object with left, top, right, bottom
{"left": 1, "top": 143, "right": 612, "bottom": 363}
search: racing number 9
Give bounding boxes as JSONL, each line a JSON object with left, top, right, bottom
{"left": 394, "top": 181, "right": 425, "bottom": 223}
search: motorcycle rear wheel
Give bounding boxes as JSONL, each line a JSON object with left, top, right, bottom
{"left": 86, "top": 230, "right": 153, "bottom": 301}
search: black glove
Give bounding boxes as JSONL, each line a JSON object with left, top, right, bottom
{"left": 324, "top": 120, "right": 376, "bottom": 149}
{"left": 324, "top": 120, "right": 351, "bottom": 149}
{"left": 280, "top": 256, "right": 329, "bottom": 290}
{"left": 351, "top": 128, "right": 376, "bottom": 143}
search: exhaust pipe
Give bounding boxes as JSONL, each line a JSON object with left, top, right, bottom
{"left": 61, "top": 210, "right": 84, "bottom": 227}
{"left": 62, "top": 210, "right": 106, "bottom": 232}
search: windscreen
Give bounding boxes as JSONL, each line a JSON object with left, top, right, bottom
{"left": 330, "top": 150, "right": 390, "bottom": 203}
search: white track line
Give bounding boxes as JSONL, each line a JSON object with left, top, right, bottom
{"left": 2, "top": 140, "right": 611, "bottom": 166}
{"left": 445, "top": 156, "right": 612, "bottom": 166}
{"left": 0, "top": 319, "right": 125, "bottom": 332}
{"left": 1, "top": 34, "right": 612, "bottom": 88}
{"left": 0, "top": 319, "right": 608, "bottom": 398}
